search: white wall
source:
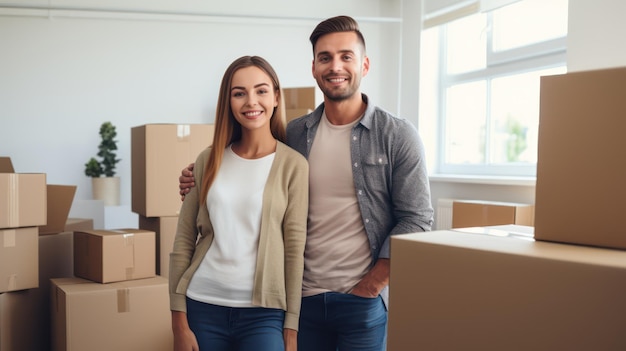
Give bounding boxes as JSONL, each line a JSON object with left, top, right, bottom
{"left": 567, "top": 0, "right": 626, "bottom": 72}
{"left": 0, "top": 1, "right": 402, "bottom": 226}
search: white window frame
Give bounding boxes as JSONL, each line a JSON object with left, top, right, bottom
{"left": 434, "top": 11, "right": 567, "bottom": 177}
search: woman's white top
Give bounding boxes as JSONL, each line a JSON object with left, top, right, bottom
{"left": 186, "top": 145, "right": 275, "bottom": 307}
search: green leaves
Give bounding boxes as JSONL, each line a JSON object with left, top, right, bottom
{"left": 84, "top": 122, "right": 121, "bottom": 177}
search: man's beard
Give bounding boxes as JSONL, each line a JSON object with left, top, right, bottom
{"left": 318, "top": 78, "right": 357, "bottom": 102}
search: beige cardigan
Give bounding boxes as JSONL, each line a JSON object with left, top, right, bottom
{"left": 169, "top": 142, "right": 309, "bottom": 330}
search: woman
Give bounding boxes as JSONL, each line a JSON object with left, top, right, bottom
{"left": 169, "top": 55, "right": 308, "bottom": 351}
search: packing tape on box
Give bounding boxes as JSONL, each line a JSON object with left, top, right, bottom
{"left": 117, "top": 287, "right": 131, "bottom": 313}
{"left": 124, "top": 233, "right": 135, "bottom": 279}
{"left": 3, "top": 229, "right": 16, "bottom": 247}
{"left": 125, "top": 267, "right": 135, "bottom": 279}
{"left": 6, "top": 174, "right": 19, "bottom": 227}
{"left": 177, "top": 124, "right": 191, "bottom": 140}
{"left": 123, "top": 233, "right": 134, "bottom": 246}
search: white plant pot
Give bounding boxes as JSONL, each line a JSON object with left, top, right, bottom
{"left": 92, "top": 176, "right": 120, "bottom": 206}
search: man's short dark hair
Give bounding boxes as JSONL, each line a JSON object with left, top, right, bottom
{"left": 309, "top": 15, "right": 366, "bottom": 55}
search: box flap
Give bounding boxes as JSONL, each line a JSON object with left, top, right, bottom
{"left": 0, "top": 157, "right": 14, "bottom": 173}
{"left": 453, "top": 226, "right": 534, "bottom": 241}
{"left": 64, "top": 218, "right": 94, "bottom": 233}
{"left": 39, "top": 185, "right": 77, "bottom": 235}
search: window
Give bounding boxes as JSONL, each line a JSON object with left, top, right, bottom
{"left": 419, "top": 0, "right": 568, "bottom": 177}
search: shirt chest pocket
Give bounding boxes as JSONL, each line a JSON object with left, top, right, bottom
{"left": 364, "top": 154, "right": 389, "bottom": 166}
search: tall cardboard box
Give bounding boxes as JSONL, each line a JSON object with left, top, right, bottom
{"left": 388, "top": 227, "right": 626, "bottom": 350}
{"left": 0, "top": 173, "right": 47, "bottom": 229}
{"left": 0, "top": 227, "right": 38, "bottom": 293}
{"left": 284, "top": 87, "right": 320, "bottom": 124}
{"left": 452, "top": 200, "right": 534, "bottom": 228}
{"left": 138, "top": 215, "right": 178, "bottom": 277}
{"left": 131, "top": 124, "right": 214, "bottom": 217}
{"left": 284, "top": 87, "right": 317, "bottom": 110}
{"left": 535, "top": 67, "right": 626, "bottom": 250}
{"left": 73, "top": 229, "right": 155, "bottom": 283}
{"left": 51, "top": 276, "right": 172, "bottom": 351}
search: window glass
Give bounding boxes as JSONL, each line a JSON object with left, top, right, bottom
{"left": 445, "top": 81, "right": 487, "bottom": 164}
{"left": 418, "top": 27, "right": 440, "bottom": 173}
{"left": 489, "top": 66, "right": 566, "bottom": 164}
{"left": 446, "top": 13, "right": 486, "bottom": 74}
{"left": 492, "top": 0, "right": 568, "bottom": 52}
{"left": 419, "top": 0, "right": 568, "bottom": 177}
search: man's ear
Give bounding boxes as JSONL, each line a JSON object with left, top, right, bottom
{"left": 362, "top": 56, "right": 370, "bottom": 77}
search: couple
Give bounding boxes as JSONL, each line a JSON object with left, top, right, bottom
{"left": 169, "top": 15, "right": 434, "bottom": 351}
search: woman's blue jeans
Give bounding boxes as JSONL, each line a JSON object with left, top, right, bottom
{"left": 186, "top": 297, "right": 285, "bottom": 351}
{"left": 298, "top": 292, "right": 388, "bottom": 351}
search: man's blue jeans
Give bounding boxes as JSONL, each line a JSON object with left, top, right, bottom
{"left": 186, "top": 297, "right": 285, "bottom": 351}
{"left": 298, "top": 292, "right": 388, "bottom": 351}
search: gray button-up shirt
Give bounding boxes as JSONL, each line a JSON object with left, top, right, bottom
{"left": 286, "top": 93, "right": 433, "bottom": 264}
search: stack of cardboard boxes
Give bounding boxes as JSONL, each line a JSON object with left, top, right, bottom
{"left": 0, "top": 158, "right": 46, "bottom": 350}
{"left": 2, "top": 122, "right": 216, "bottom": 351}
{"left": 388, "top": 67, "right": 626, "bottom": 350}
{"left": 0, "top": 157, "right": 93, "bottom": 351}
{"left": 0, "top": 158, "right": 45, "bottom": 295}
{"left": 48, "top": 123, "right": 216, "bottom": 351}
{"left": 50, "top": 227, "right": 169, "bottom": 351}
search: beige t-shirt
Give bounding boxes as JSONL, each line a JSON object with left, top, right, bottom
{"left": 302, "top": 112, "right": 372, "bottom": 297}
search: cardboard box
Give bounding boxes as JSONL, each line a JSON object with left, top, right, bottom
{"left": 452, "top": 200, "right": 534, "bottom": 228}
{"left": 131, "top": 124, "right": 214, "bottom": 217}
{"left": 51, "top": 276, "right": 172, "bottom": 351}
{"left": 38, "top": 185, "right": 77, "bottom": 236}
{"left": 73, "top": 229, "right": 155, "bottom": 283}
{"left": 535, "top": 67, "right": 626, "bottom": 250}
{"left": 1, "top": 157, "right": 78, "bottom": 233}
{"left": 388, "top": 227, "right": 626, "bottom": 350}
{"left": 0, "top": 227, "right": 38, "bottom": 293}
{"left": 0, "top": 157, "right": 14, "bottom": 173}
{"left": 138, "top": 215, "right": 177, "bottom": 277}
{"left": 284, "top": 86, "right": 317, "bottom": 110}
{"left": 285, "top": 108, "right": 313, "bottom": 124}
{"left": 1, "top": 289, "right": 43, "bottom": 351}
{"left": 36, "top": 230, "right": 76, "bottom": 351}
{"left": 0, "top": 173, "right": 47, "bottom": 229}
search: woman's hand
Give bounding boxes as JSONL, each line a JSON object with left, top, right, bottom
{"left": 284, "top": 328, "right": 298, "bottom": 351}
{"left": 179, "top": 163, "right": 196, "bottom": 200}
{"left": 172, "top": 311, "right": 200, "bottom": 351}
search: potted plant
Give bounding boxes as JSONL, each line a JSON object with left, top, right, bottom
{"left": 84, "top": 121, "right": 121, "bottom": 206}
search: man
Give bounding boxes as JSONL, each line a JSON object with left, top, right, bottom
{"left": 179, "top": 15, "right": 433, "bottom": 351}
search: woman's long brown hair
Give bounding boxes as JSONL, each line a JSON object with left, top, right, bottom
{"left": 200, "top": 56, "right": 287, "bottom": 205}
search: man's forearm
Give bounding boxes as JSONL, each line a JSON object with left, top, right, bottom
{"left": 351, "top": 258, "right": 390, "bottom": 297}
